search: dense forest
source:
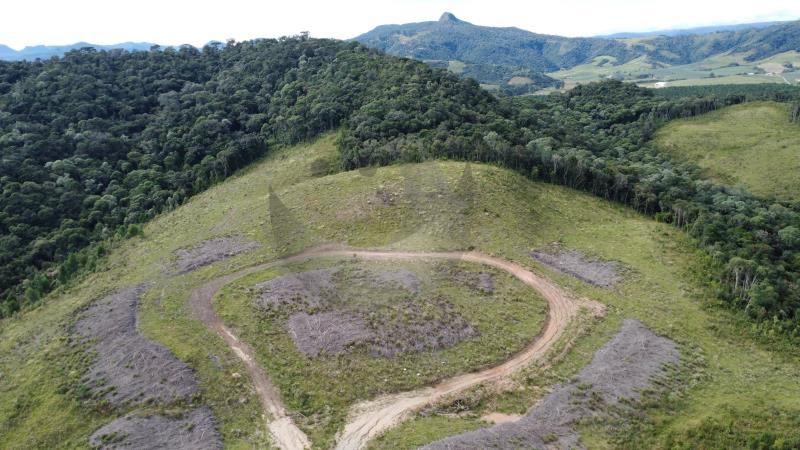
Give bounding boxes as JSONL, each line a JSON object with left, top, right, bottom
{"left": 1, "top": 37, "right": 799, "bottom": 341}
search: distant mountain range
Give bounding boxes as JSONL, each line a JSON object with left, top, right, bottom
{"left": 4, "top": 14, "right": 799, "bottom": 92}
{"left": 0, "top": 42, "right": 159, "bottom": 61}
{"left": 353, "top": 13, "right": 800, "bottom": 92}
{"left": 598, "top": 21, "right": 789, "bottom": 38}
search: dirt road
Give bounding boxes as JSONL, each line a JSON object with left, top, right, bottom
{"left": 188, "top": 245, "right": 603, "bottom": 450}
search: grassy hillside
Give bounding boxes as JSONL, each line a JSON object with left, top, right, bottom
{"left": 655, "top": 101, "right": 800, "bottom": 200}
{"left": 1, "top": 134, "right": 799, "bottom": 449}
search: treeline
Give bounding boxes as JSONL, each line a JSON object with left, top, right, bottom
{"left": 339, "top": 80, "right": 800, "bottom": 339}
{"left": 2, "top": 39, "right": 799, "bottom": 340}
{"left": 1, "top": 37, "right": 491, "bottom": 315}
{"left": 655, "top": 83, "right": 800, "bottom": 102}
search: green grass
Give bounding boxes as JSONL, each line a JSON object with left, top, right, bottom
{"left": 546, "top": 51, "right": 799, "bottom": 92}
{"left": 1, "top": 131, "right": 799, "bottom": 449}
{"left": 654, "top": 101, "right": 800, "bottom": 200}
{"left": 216, "top": 257, "right": 545, "bottom": 446}
{"left": 447, "top": 60, "right": 466, "bottom": 74}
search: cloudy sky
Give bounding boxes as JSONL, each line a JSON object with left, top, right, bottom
{"left": 2, "top": 0, "right": 799, "bottom": 49}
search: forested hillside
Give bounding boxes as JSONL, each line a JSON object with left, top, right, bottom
{"left": 2, "top": 37, "right": 800, "bottom": 340}
{"left": 355, "top": 13, "right": 800, "bottom": 90}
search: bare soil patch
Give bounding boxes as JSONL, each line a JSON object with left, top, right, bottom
{"left": 173, "top": 234, "right": 261, "bottom": 274}
{"left": 188, "top": 246, "right": 601, "bottom": 450}
{"left": 89, "top": 407, "right": 221, "bottom": 450}
{"left": 422, "top": 320, "right": 679, "bottom": 449}
{"left": 73, "top": 285, "right": 199, "bottom": 406}
{"left": 531, "top": 246, "right": 620, "bottom": 288}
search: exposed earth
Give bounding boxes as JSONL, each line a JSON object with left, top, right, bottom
{"left": 188, "top": 245, "right": 605, "bottom": 449}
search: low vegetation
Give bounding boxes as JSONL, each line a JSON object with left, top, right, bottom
{"left": 655, "top": 101, "right": 800, "bottom": 200}
{"left": 421, "top": 320, "right": 680, "bottom": 449}
{"left": 217, "top": 257, "right": 544, "bottom": 445}
{"left": 1, "top": 135, "right": 799, "bottom": 449}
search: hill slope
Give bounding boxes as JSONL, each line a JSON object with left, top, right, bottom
{"left": 655, "top": 101, "right": 800, "bottom": 200}
{"left": 1, "top": 135, "right": 799, "bottom": 449}
{"left": 354, "top": 13, "right": 800, "bottom": 90}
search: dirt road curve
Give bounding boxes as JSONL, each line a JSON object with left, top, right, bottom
{"left": 188, "top": 245, "right": 603, "bottom": 450}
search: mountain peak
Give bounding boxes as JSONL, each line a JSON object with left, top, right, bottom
{"left": 439, "top": 12, "right": 462, "bottom": 24}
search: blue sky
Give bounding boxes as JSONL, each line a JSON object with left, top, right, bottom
{"left": 3, "top": 0, "right": 799, "bottom": 49}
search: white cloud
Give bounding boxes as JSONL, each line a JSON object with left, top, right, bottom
{"left": 2, "top": 0, "right": 799, "bottom": 49}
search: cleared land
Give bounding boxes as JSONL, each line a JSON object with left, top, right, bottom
{"left": 173, "top": 234, "right": 262, "bottom": 274}
{"left": 545, "top": 52, "right": 800, "bottom": 92}
{"left": 73, "top": 285, "right": 199, "bottom": 406}
{"left": 210, "top": 251, "right": 552, "bottom": 447}
{"left": 422, "top": 320, "right": 679, "bottom": 449}
{"left": 90, "top": 407, "right": 222, "bottom": 450}
{"left": 654, "top": 101, "right": 800, "bottom": 199}
{"left": 2, "top": 134, "right": 800, "bottom": 449}
{"left": 531, "top": 246, "right": 620, "bottom": 288}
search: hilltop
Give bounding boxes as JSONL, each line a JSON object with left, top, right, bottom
{"left": 354, "top": 13, "right": 800, "bottom": 91}
{"left": 2, "top": 134, "right": 799, "bottom": 448}
{"left": 2, "top": 35, "right": 800, "bottom": 449}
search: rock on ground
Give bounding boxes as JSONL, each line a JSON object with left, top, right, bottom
{"left": 89, "top": 407, "right": 221, "bottom": 450}
{"left": 423, "top": 320, "right": 679, "bottom": 449}
{"left": 73, "top": 285, "right": 198, "bottom": 406}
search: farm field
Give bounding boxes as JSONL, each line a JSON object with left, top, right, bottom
{"left": 655, "top": 101, "right": 800, "bottom": 200}
{"left": 545, "top": 52, "right": 800, "bottom": 93}
{"left": 1, "top": 133, "right": 799, "bottom": 449}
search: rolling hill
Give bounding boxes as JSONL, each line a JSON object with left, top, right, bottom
{"left": 2, "top": 134, "right": 798, "bottom": 449}
{"left": 3, "top": 35, "right": 800, "bottom": 449}
{"left": 354, "top": 13, "right": 800, "bottom": 91}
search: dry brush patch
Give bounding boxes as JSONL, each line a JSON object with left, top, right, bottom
{"left": 172, "top": 234, "right": 262, "bottom": 275}
{"left": 253, "top": 265, "right": 478, "bottom": 358}
{"left": 422, "top": 320, "right": 679, "bottom": 449}
{"left": 74, "top": 286, "right": 223, "bottom": 449}
{"left": 89, "top": 407, "right": 221, "bottom": 450}
{"left": 531, "top": 246, "right": 620, "bottom": 288}
{"left": 73, "top": 285, "right": 199, "bottom": 406}
{"left": 287, "top": 311, "right": 374, "bottom": 356}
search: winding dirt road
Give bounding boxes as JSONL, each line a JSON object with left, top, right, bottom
{"left": 188, "top": 245, "right": 603, "bottom": 450}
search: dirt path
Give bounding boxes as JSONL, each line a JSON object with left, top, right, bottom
{"left": 188, "top": 245, "right": 603, "bottom": 450}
